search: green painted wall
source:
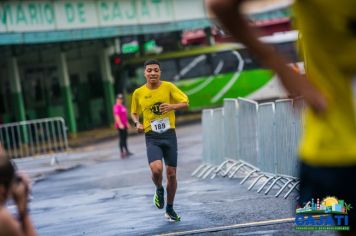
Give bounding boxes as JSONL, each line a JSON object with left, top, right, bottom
{"left": 103, "top": 80, "right": 115, "bottom": 124}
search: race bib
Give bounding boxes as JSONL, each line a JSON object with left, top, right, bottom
{"left": 150, "top": 117, "right": 170, "bottom": 133}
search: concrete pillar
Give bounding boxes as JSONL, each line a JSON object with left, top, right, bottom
{"left": 8, "top": 57, "right": 26, "bottom": 122}
{"left": 57, "top": 52, "right": 77, "bottom": 134}
{"left": 99, "top": 47, "right": 115, "bottom": 125}
{"left": 8, "top": 57, "right": 29, "bottom": 144}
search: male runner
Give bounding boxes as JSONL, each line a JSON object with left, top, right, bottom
{"left": 131, "top": 59, "right": 189, "bottom": 222}
{"left": 207, "top": 0, "right": 356, "bottom": 233}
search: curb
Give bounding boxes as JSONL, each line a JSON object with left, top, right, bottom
{"left": 31, "top": 164, "right": 82, "bottom": 185}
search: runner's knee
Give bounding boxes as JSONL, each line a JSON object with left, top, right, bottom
{"left": 153, "top": 170, "right": 162, "bottom": 177}
{"left": 166, "top": 168, "right": 176, "bottom": 181}
{"left": 151, "top": 166, "right": 163, "bottom": 178}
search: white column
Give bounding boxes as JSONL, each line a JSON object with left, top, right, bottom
{"left": 8, "top": 57, "right": 22, "bottom": 94}
{"left": 57, "top": 52, "right": 70, "bottom": 87}
{"left": 99, "top": 47, "right": 114, "bottom": 83}
{"left": 57, "top": 52, "right": 77, "bottom": 134}
{"left": 99, "top": 47, "right": 115, "bottom": 124}
{"left": 7, "top": 57, "right": 26, "bottom": 122}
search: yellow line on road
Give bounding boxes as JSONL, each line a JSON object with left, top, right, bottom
{"left": 156, "top": 217, "right": 295, "bottom": 236}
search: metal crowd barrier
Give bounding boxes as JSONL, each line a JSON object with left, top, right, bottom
{"left": 193, "top": 97, "right": 304, "bottom": 198}
{"left": 214, "top": 98, "right": 260, "bottom": 180}
{"left": 0, "top": 117, "right": 68, "bottom": 161}
{"left": 210, "top": 99, "right": 241, "bottom": 179}
{"left": 192, "top": 109, "right": 214, "bottom": 178}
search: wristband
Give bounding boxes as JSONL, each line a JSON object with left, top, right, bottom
{"left": 134, "top": 121, "right": 139, "bottom": 127}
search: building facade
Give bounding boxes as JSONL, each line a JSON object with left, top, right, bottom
{"left": 0, "top": 0, "right": 210, "bottom": 134}
{"left": 0, "top": 0, "right": 292, "bottom": 134}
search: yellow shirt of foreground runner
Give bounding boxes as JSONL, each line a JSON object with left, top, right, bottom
{"left": 131, "top": 81, "right": 189, "bottom": 133}
{"left": 293, "top": 1, "right": 356, "bottom": 166}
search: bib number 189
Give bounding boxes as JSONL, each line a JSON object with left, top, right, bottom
{"left": 154, "top": 123, "right": 166, "bottom": 130}
{"left": 150, "top": 118, "right": 170, "bottom": 133}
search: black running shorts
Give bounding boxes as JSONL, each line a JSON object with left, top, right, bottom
{"left": 298, "top": 161, "right": 356, "bottom": 228}
{"left": 145, "top": 129, "right": 178, "bottom": 167}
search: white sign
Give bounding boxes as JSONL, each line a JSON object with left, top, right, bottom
{"left": 150, "top": 117, "right": 170, "bottom": 133}
{"left": 0, "top": 0, "right": 207, "bottom": 33}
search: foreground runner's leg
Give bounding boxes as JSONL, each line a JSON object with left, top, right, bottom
{"left": 150, "top": 160, "right": 165, "bottom": 209}
{"left": 165, "top": 165, "right": 181, "bottom": 222}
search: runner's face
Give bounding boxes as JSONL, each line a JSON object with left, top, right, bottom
{"left": 144, "top": 64, "right": 161, "bottom": 85}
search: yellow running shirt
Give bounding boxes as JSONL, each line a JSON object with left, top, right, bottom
{"left": 293, "top": 1, "right": 356, "bottom": 166}
{"left": 131, "top": 81, "right": 189, "bottom": 133}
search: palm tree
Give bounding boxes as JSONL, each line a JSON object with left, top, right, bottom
{"left": 344, "top": 203, "right": 352, "bottom": 213}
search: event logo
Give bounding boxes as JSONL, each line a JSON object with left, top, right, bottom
{"left": 295, "top": 197, "right": 352, "bottom": 231}
{"left": 150, "top": 102, "right": 162, "bottom": 115}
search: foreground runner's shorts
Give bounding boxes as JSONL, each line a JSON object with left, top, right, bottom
{"left": 298, "top": 161, "right": 356, "bottom": 228}
{"left": 145, "top": 129, "right": 178, "bottom": 167}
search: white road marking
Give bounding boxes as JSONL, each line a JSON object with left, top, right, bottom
{"left": 156, "top": 217, "right": 295, "bottom": 236}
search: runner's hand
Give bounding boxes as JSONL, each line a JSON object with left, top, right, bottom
{"left": 118, "top": 124, "right": 124, "bottom": 129}
{"left": 136, "top": 123, "right": 144, "bottom": 133}
{"left": 273, "top": 61, "right": 328, "bottom": 114}
{"left": 159, "top": 103, "right": 174, "bottom": 114}
{"left": 11, "top": 173, "right": 31, "bottom": 217}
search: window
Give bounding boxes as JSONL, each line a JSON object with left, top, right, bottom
{"left": 87, "top": 72, "right": 103, "bottom": 98}
{"left": 125, "top": 65, "right": 145, "bottom": 93}
{"left": 50, "top": 80, "right": 61, "bottom": 102}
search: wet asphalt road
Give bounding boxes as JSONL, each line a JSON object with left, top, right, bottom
{"left": 27, "top": 123, "right": 335, "bottom": 236}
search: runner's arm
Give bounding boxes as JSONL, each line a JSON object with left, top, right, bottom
{"left": 131, "top": 113, "right": 140, "bottom": 125}
{"left": 131, "top": 113, "right": 144, "bottom": 133}
{"left": 206, "top": 0, "right": 327, "bottom": 113}
{"left": 160, "top": 103, "right": 188, "bottom": 114}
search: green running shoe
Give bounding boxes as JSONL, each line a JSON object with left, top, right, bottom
{"left": 165, "top": 208, "right": 181, "bottom": 222}
{"left": 153, "top": 188, "right": 164, "bottom": 209}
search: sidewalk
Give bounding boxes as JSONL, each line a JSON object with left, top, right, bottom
{"left": 13, "top": 112, "right": 202, "bottom": 184}
{"left": 68, "top": 112, "right": 202, "bottom": 148}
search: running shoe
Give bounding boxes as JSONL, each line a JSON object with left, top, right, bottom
{"left": 165, "top": 208, "right": 181, "bottom": 222}
{"left": 153, "top": 188, "right": 164, "bottom": 209}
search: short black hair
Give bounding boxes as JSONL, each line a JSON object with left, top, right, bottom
{"left": 144, "top": 59, "right": 160, "bottom": 69}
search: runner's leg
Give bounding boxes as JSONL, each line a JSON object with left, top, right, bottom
{"left": 161, "top": 130, "right": 180, "bottom": 221}
{"left": 150, "top": 160, "right": 165, "bottom": 209}
{"left": 149, "top": 160, "right": 163, "bottom": 188}
{"left": 166, "top": 165, "right": 177, "bottom": 205}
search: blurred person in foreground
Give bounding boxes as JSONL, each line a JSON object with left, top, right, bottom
{"left": 113, "top": 93, "right": 133, "bottom": 158}
{"left": 206, "top": 0, "right": 356, "bottom": 233}
{"left": 0, "top": 144, "right": 36, "bottom": 236}
{"left": 131, "top": 59, "right": 189, "bottom": 222}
